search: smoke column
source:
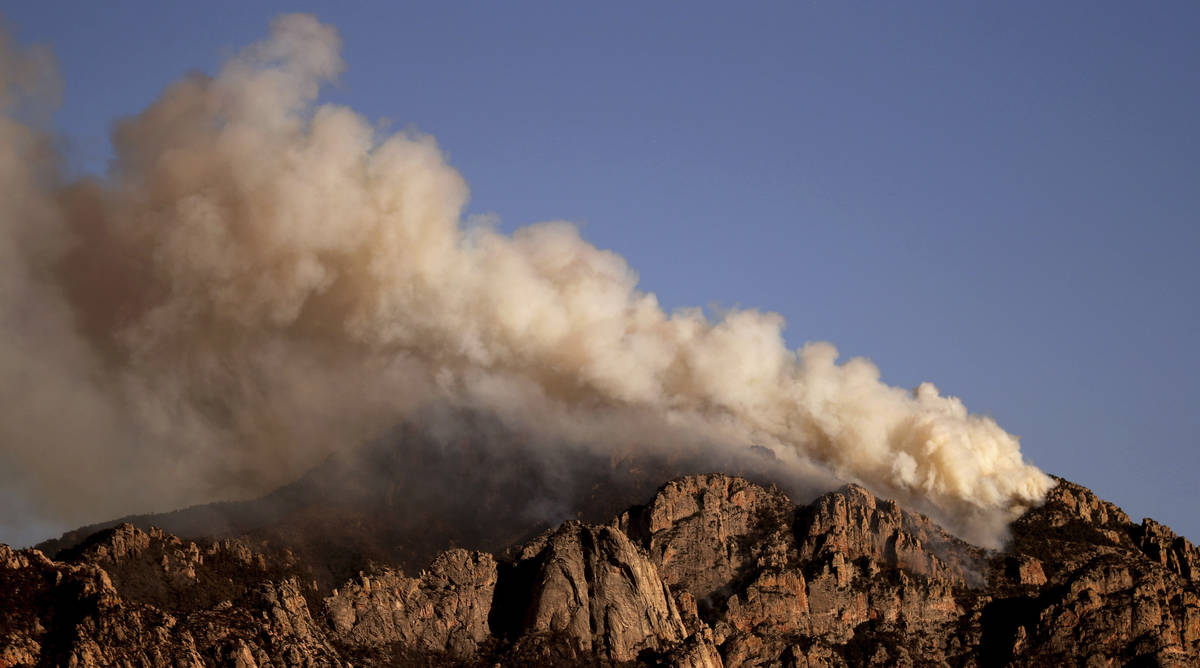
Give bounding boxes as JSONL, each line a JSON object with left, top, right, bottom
{"left": 0, "top": 15, "right": 1053, "bottom": 549}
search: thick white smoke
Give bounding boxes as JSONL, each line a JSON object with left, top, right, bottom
{"left": 0, "top": 15, "right": 1053, "bottom": 549}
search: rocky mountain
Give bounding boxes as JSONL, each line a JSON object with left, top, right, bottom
{"left": 5, "top": 469, "right": 1200, "bottom": 666}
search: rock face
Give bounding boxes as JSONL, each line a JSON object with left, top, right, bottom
{"left": 0, "top": 525, "right": 339, "bottom": 667}
{"left": 326, "top": 549, "right": 497, "bottom": 660}
{"left": 5, "top": 472, "right": 1200, "bottom": 666}
{"left": 494, "top": 521, "right": 689, "bottom": 663}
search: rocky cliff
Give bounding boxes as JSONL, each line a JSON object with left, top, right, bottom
{"left": 4, "top": 473, "right": 1200, "bottom": 666}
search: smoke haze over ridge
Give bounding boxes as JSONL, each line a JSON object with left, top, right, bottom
{"left": 0, "top": 15, "right": 1053, "bottom": 549}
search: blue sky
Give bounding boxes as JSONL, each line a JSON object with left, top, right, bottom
{"left": 6, "top": 2, "right": 1199, "bottom": 539}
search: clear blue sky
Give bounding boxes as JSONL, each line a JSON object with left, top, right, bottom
{"left": 6, "top": 2, "right": 1199, "bottom": 539}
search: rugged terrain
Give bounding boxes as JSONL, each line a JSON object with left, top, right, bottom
{"left": 4, "top": 467, "right": 1200, "bottom": 666}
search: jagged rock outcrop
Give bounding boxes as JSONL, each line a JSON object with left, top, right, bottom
{"left": 325, "top": 548, "right": 497, "bottom": 659}
{"left": 983, "top": 477, "right": 1200, "bottom": 666}
{"left": 495, "top": 521, "right": 689, "bottom": 663}
{"left": 615, "top": 474, "right": 796, "bottom": 604}
{"left": 0, "top": 529, "right": 340, "bottom": 667}
{"left": 5, "top": 472, "right": 1200, "bottom": 666}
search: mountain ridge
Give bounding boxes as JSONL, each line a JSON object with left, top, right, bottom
{"left": 5, "top": 470, "right": 1200, "bottom": 666}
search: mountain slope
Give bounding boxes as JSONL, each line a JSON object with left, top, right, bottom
{"left": 5, "top": 472, "right": 1200, "bottom": 666}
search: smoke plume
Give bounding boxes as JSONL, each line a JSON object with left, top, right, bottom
{"left": 0, "top": 15, "right": 1053, "bottom": 549}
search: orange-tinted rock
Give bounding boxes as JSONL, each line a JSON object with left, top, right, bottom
{"left": 6, "top": 473, "right": 1200, "bottom": 665}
